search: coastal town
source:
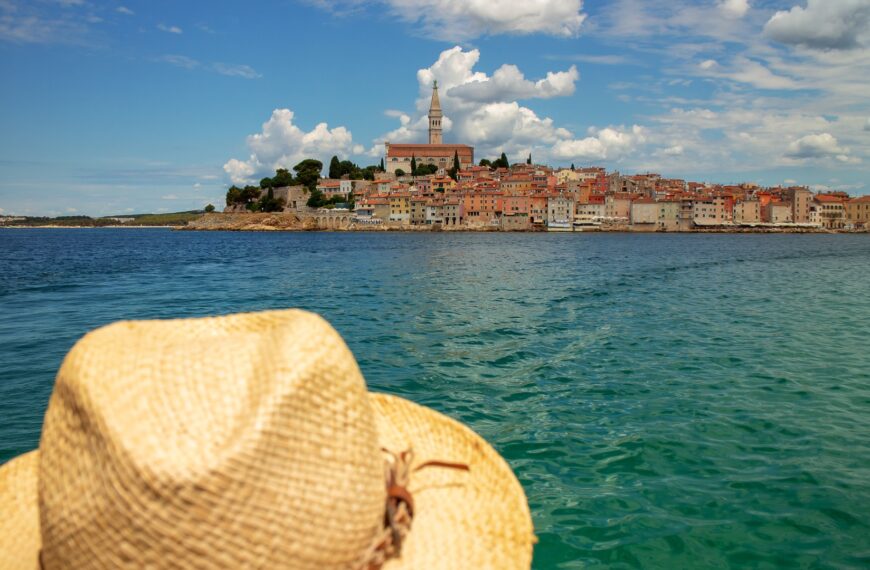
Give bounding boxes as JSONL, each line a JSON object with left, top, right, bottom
{"left": 211, "top": 83, "right": 869, "bottom": 233}
{"left": 3, "top": 83, "right": 868, "bottom": 232}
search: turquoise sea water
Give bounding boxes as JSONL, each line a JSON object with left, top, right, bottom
{"left": 1, "top": 229, "right": 869, "bottom": 568}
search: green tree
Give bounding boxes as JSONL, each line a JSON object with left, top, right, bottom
{"left": 225, "top": 186, "right": 243, "bottom": 206}
{"left": 395, "top": 169, "right": 406, "bottom": 177}
{"left": 241, "top": 186, "right": 261, "bottom": 204}
{"left": 410, "top": 155, "right": 417, "bottom": 175}
{"left": 570, "top": 163, "right": 575, "bottom": 170}
{"left": 293, "top": 159, "right": 323, "bottom": 192}
{"left": 379, "top": 158, "right": 384, "bottom": 171}
{"left": 271, "top": 168, "right": 294, "bottom": 188}
{"left": 204, "top": 204, "right": 215, "bottom": 213}
{"left": 479, "top": 158, "right": 492, "bottom": 168}
{"left": 306, "top": 189, "right": 326, "bottom": 208}
{"left": 500, "top": 152, "right": 509, "bottom": 168}
{"left": 527, "top": 153, "right": 532, "bottom": 165}
{"left": 260, "top": 177, "right": 274, "bottom": 189}
{"left": 448, "top": 150, "right": 460, "bottom": 181}
{"left": 338, "top": 160, "right": 358, "bottom": 178}
{"left": 328, "top": 155, "right": 341, "bottom": 179}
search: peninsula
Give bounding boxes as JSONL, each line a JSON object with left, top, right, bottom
{"left": 198, "top": 83, "right": 868, "bottom": 233}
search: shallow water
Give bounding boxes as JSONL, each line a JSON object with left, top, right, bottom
{"left": 1, "top": 229, "right": 869, "bottom": 568}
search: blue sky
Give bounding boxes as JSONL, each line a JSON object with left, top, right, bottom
{"left": 1, "top": 0, "right": 868, "bottom": 216}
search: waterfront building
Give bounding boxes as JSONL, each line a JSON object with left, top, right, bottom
{"left": 547, "top": 195, "right": 575, "bottom": 231}
{"left": 425, "top": 200, "right": 444, "bottom": 225}
{"left": 576, "top": 201, "right": 605, "bottom": 222}
{"left": 503, "top": 194, "right": 530, "bottom": 217}
{"left": 657, "top": 201, "right": 681, "bottom": 231}
{"left": 630, "top": 197, "right": 659, "bottom": 230}
{"left": 783, "top": 187, "right": 813, "bottom": 223}
{"left": 814, "top": 195, "right": 846, "bottom": 229}
{"left": 410, "top": 196, "right": 428, "bottom": 225}
{"left": 693, "top": 196, "right": 732, "bottom": 226}
{"left": 733, "top": 200, "right": 761, "bottom": 224}
{"left": 464, "top": 191, "right": 503, "bottom": 226}
{"left": 384, "top": 82, "right": 474, "bottom": 175}
{"left": 845, "top": 196, "right": 870, "bottom": 228}
{"left": 443, "top": 198, "right": 464, "bottom": 227}
{"left": 530, "top": 195, "right": 548, "bottom": 227}
{"left": 766, "top": 201, "right": 794, "bottom": 224}
{"left": 388, "top": 193, "right": 411, "bottom": 223}
{"left": 605, "top": 193, "right": 633, "bottom": 221}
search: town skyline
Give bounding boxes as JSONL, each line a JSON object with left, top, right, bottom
{"left": 1, "top": 0, "right": 869, "bottom": 216}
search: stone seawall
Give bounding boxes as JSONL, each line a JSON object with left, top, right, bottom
{"left": 180, "top": 213, "right": 849, "bottom": 233}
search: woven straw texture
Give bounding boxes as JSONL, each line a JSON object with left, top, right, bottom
{"left": 0, "top": 309, "right": 534, "bottom": 569}
{"left": 372, "top": 393, "right": 535, "bottom": 569}
{"left": 0, "top": 451, "right": 40, "bottom": 569}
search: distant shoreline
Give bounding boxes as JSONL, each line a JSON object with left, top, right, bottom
{"left": 0, "top": 225, "right": 176, "bottom": 229}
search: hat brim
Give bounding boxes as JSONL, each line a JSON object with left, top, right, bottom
{"left": 0, "top": 450, "right": 40, "bottom": 569}
{"left": 0, "top": 393, "right": 534, "bottom": 569}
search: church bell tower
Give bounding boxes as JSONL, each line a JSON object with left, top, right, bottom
{"left": 428, "top": 81, "right": 442, "bottom": 145}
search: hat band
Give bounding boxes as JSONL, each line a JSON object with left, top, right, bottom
{"left": 359, "top": 449, "right": 469, "bottom": 570}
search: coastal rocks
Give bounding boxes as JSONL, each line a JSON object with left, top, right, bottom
{"left": 182, "top": 213, "right": 306, "bottom": 231}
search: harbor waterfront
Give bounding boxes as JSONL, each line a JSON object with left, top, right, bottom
{"left": 1, "top": 229, "right": 869, "bottom": 568}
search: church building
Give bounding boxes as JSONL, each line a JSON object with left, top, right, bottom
{"left": 384, "top": 82, "right": 474, "bottom": 175}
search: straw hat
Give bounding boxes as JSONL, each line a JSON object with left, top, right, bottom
{"left": 0, "top": 310, "right": 534, "bottom": 569}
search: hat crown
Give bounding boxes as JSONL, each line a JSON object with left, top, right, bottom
{"left": 37, "top": 310, "right": 385, "bottom": 568}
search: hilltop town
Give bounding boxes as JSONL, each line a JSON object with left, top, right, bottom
{"left": 196, "top": 83, "right": 869, "bottom": 233}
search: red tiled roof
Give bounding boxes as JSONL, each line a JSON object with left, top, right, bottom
{"left": 386, "top": 144, "right": 473, "bottom": 158}
{"left": 815, "top": 194, "right": 845, "bottom": 203}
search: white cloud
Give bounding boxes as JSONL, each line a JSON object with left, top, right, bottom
{"left": 697, "top": 56, "right": 800, "bottom": 90}
{"left": 212, "top": 63, "right": 261, "bottom": 79}
{"left": 372, "top": 47, "right": 648, "bottom": 165}
{"left": 718, "top": 0, "right": 749, "bottom": 18}
{"left": 865, "top": 118, "right": 870, "bottom": 131}
{"left": 663, "top": 144, "right": 684, "bottom": 156}
{"left": 764, "top": 0, "right": 870, "bottom": 50}
{"left": 223, "top": 109, "right": 357, "bottom": 185}
{"left": 447, "top": 64, "right": 578, "bottom": 103}
{"left": 547, "top": 54, "right": 629, "bottom": 65}
{"left": 157, "top": 23, "right": 182, "bottom": 34}
{"left": 357, "top": 0, "right": 586, "bottom": 41}
{"left": 551, "top": 126, "right": 646, "bottom": 161}
{"left": 161, "top": 194, "right": 179, "bottom": 200}
{"left": 785, "top": 132, "right": 851, "bottom": 160}
{"left": 116, "top": 6, "right": 134, "bottom": 16}
{"left": 161, "top": 54, "right": 199, "bottom": 69}
{"left": 0, "top": 12, "right": 88, "bottom": 44}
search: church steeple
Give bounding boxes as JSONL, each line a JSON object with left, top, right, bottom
{"left": 428, "top": 80, "right": 442, "bottom": 145}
